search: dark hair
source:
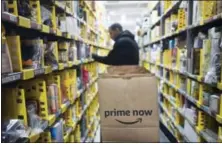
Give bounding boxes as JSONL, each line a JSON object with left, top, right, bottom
{"left": 109, "top": 23, "right": 123, "bottom": 32}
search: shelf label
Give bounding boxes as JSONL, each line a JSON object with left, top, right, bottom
{"left": 34, "top": 68, "right": 44, "bottom": 76}
{"left": 2, "top": 73, "right": 21, "bottom": 84}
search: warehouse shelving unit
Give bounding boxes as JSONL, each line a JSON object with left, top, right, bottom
{"left": 140, "top": 0, "right": 222, "bottom": 143}
{"left": 1, "top": 0, "right": 110, "bottom": 143}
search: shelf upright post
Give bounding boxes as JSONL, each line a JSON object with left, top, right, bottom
{"left": 187, "top": 0, "right": 194, "bottom": 74}
{"left": 2, "top": 87, "right": 28, "bottom": 125}
{"left": 29, "top": 0, "right": 41, "bottom": 24}
{"left": 51, "top": 5, "right": 57, "bottom": 31}
{"left": 7, "top": 0, "right": 18, "bottom": 16}
{"left": 6, "top": 36, "right": 23, "bottom": 73}
{"left": 39, "top": 131, "right": 52, "bottom": 143}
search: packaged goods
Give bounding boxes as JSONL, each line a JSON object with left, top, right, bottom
{"left": 2, "top": 119, "right": 30, "bottom": 143}
{"left": 44, "top": 42, "right": 58, "bottom": 68}
{"left": 21, "top": 38, "right": 43, "bottom": 69}
{"left": 50, "top": 119, "right": 64, "bottom": 142}
{"left": 47, "top": 84, "right": 59, "bottom": 114}
{"left": 41, "top": 6, "right": 53, "bottom": 26}
{"left": 209, "top": 94, "right": 220, "bottom": 114}
{"left": 205, "top": 27, "right": 222, "bottom": 84}
{"left": 2, "top": 25, "right": 13, "bottom": 74}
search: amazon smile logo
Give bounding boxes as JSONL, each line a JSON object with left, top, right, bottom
{"left": 115, "top": 118, "right": 142, "bottom": 125}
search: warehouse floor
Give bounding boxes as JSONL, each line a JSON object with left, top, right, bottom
{"left": 93, "top": 126, "right": 170, "bottom": 142}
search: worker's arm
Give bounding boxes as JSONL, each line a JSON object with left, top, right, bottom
{"left": 92, "top": 48, "right": 118, "bottom": 65}
{"left": 92, "top": 38, "right": 128, "bottom": 65}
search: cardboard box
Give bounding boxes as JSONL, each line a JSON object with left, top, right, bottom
{"left": 98, "top": 66, "right": 159, "bottom": 142}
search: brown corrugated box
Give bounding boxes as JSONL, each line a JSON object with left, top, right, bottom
{"left": 98, "top": 66, "right": 159, "bottom": 142}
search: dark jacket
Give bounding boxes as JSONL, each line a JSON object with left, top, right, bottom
{"left": 92, "top": 30, "right": 139, "bottom": 65}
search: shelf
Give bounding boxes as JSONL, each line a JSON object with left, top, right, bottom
{"left": 81, "top": 116, "right": 97, "bottom": 143}
{"left": 2, "top": 59, "right": 94, "bottom": 85}
{"left": 63, "top": 127, "right": 73, "bottom": 142}
{"left": 146, "top": 60, "right": 222, "bottom": 91}
{"left": 2, "top": 72, "right": 22, "bottom": 84}
{"left": 157, "top": 75, "right": 222, "bottom": 125}
{"left": 150, "top": 1, "right": 181, "bottom": 29}
{"left": 188, "top": 13, "right": 222, "bottom": 30}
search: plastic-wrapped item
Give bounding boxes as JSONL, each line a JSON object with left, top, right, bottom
{"left": 2, "top": 1, "right": 8, "bottom": 12}
{"left": 47, "top": 84, "right": 59, "bottom": 114}
{"left": 2, "top": 119, "right": 30, "bottom": 143}
{"left": 205, "top": 28, "right": 222, "bottom": 84}
{"left": 41, "top": 6, "right": 53, "bottom": 26}
{"left": 191, "top": 81, "right": 199, "bottom": 99}
{"left": 72, "top": 105, "right": 77, "bottom": 122}
{"left": 193, "top": 32, "right": 207, "bottom": 49}
{"left": 2, "top": 25, "right": 13, "bottom": 74}
{"left": 192, "top": 1, "right": 201, "bottom": 25}
{"left": 21, "top": 38, "right": 43, "bottom": 69}
{"left": 44, "top": 42, "right": 58, "bottom": 68}
{"left": 59, "top": 50, "right": 68, "bottom": 63}
{"left": 18, "top": 0, "right": 31, "bottom": 18}
{"left": 209, "top": 94, "right": 220, "bottom": 114}
{"left": 82, "top": 68, "right": 89, "bottom": 86}
{"left": 61, "top": 79, "right": 69, "bottom": 104}
{"left": 26, "top": 101, "right": 42, "bottom": 131}
{"left": 203, "top": 92, "right": 210, "bottom": 106}
{"left": 179, "top": 49, "right": 187, "bottom": 72}
{"left": 202, "top": 39, "right": 211, "bottom": 76}
{"left": 68, "top": 42, "right": 77, "bottom": 62}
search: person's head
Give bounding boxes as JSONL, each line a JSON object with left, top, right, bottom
{"left": 109, "top": 23, "right": 123, "bottom": 40}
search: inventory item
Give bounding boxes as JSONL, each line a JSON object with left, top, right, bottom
{"left": 205, "top": 27, "right": 222, "bottom": 84}
{"left": 41, "top": 6, "right": 53, "bottom": 27}
{"left": 44, "top": 42, "right": 58, "bottom": 68}
{"left": 209, "top": 95, "right": 220, "bottom": 114}
{"left": 47, "top": 84, "right": 59, "bottom": 114}
{"left": 179, "top": 49, "right": 187, "bottom": 72}
{"left": 18, "top": 0, "right": 32, "bottom": 19}
{"left": 21, "top": 38, "right": 43, "bottom": 69}
{"left": 1, "top": 119, "right": 30, "bottom": 143}
{"left": 59, "top": 50, "right": 68, "bottom": 63}
{"left": 50, "top": 120, "right": 64, "bottom": 142}
{"left": 26, "top": 101, "right": 44, "bottom": 134}
{"left": 2, "top": 25, "right": 13, "bottom": 74}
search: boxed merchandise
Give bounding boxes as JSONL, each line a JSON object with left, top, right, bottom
{"left": 98, "top": 66, "right": 159, "bottom": 142}
{"left": 2, "top": 25, "right": 13, "bottom": 74}
{"left": 50, "top": 119, "right": 64, "bottom": 142}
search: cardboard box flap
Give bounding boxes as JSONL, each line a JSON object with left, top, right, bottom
{"left": 100, "top": 65, "right": 154, "bottom": 78}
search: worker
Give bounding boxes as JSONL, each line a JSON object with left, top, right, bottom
{"left": 92, "top": 23, "right": 139, "bottom": 65}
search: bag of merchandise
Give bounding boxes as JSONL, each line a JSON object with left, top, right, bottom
{"left": 204, "top": 27, "right": 222, "bottom": 84}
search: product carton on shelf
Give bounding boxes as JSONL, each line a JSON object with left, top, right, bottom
{"left": 98, "top": 66, "right": 159, "bottom": 142}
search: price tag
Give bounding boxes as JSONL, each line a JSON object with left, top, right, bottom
{"left": 34, "top": 68, "right": 44, "bottom": 76}
{"left": 2, "top": 73, "right": 21, "bottom": 84}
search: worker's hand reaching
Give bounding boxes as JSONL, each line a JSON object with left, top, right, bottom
{"left": 92, "top": 53, "right": 97, "bottom": 59}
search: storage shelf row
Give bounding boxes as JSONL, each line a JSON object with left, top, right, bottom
{"left": 1, "top": 0, "right": 110, "bottom": 143}
{"left": 153, "top": 70, "right": 222, "bottom": 142}
{"left": 145, "top": 60, "right": 222, "bottom": 91}
{"left": 2, "top": 12, "right": 110, "bottom": 50}
{"left": 2, "top": 59, "right": 94, "bottom": 85}
{"left": 140, "top": 0, "right": 222, "bottom": 143}
{"left": 145, "top": 13, "right": 222, "bottom": 47}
